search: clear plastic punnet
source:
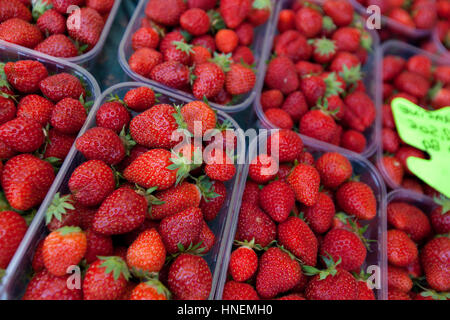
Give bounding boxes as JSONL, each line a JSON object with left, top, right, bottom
{"left": 214, "top": 132, "right": 388, "bottom": 300}
{"left": 253, "top": 0, "right": 382, "bottom": 158}
{"left": 432, "top": 28, "right": 450, "bottom": 61}
{"left": 118, "top": 0, "right": 277, "bottom": 113}
{"left": 0, "top": 40, "right": 101, "bottom": 297}
{"left": 0, "top": 82, "right": 247, "bottom": 300}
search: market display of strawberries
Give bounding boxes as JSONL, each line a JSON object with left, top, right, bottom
{"left": 386, "top": 196, "right": 449, "bottom": 300}
{"left": 0, "top": 0, "right": 116, "bottom": 58}
{"left": 221, "top": 129, "right": 380, "bottom": 300}
{"left": 259, "top": 0, "right": 377, "bottom": 154}
{"left": 378, "top": 52, "right": 450, "bottom": 196}
{"left": 0, "top": 58, "right": 91, "bottom": 273}
{"left": 21, "top": 86, "right": 240, "bottom": 300}
{"left": 435, "top": 0, "right": 450, "bottom": 51}
{"left": 126, "top": 0, "right": 271, "bottom": 105}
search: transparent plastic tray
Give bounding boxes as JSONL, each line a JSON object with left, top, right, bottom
{"left": 432, "top": 28, "right": 450, "bottom": 61}
{"left": 387, "top": 189, "right": 438, "bottom": 218}
{"left": 253, "top": 0, "right": 382, "bottom": 158}
{"left": 214, "top": 133, "right": 388, "bottom": 300}
{"left": 118, "top": 0, "right": 277, "bottom": 113}
{"left": 0, "top": 40, "right": 101, "bottom": 297}
{"left": 0, "top": 82, "right": 247, "bottom": 300}
{"left": 376, "top": 40, "right": 449, "bottom": 196}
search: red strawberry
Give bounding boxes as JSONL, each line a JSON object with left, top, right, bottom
{"left": 329, "top": 51, "right": 360, "bottom": 72}
{"left": 295, "top": 6, "right": 322, "bottom": 38}
{"left": 430, "top": 196, "right": 450, "bottom": 234}
{"left": 315, "top": 152, "right": 352, "bottom": 189}
{"left": 429, "top": 82, "right": 450, "bottom": 109}
{"left": 192, "top": 45, "right": 213, "bottom": 65}
{"left": 383, "top": 55, "right": 406, "bottom": 81}
{"left": 356, "top": 280, "right": 375, "bottom": 300}
{"left": 265, "top": 108, "right": 293, "bottom": 129}
{"left": 266, "top": 129, "right": 303, "bottom": 163}
{"left": 31, "top": 239, "right": 45, "bottom": 272}
{"left": 83, "top": 256, "right": 130, "bottom": 300}
{"left": 388, "top": 287, "right": 411, "bottom": 300}
{"left": 192, "top": 62, "right": 225, "bottom": 99}
{"left": 248, "top": 154, "right": 277, "bottom": 183}
{"left": 220, "top": 0, "right": 251, "bottom": 29}
{"left": 86, "top": 0, "right": 115, "bottom": 14}
{"left": 17, "top": 94, "right": 54, "bottom": 126}
{"left": 412, "top": 1, "right": 437, "bottom": 29}
{"left": 67, "top": 7, "right": 104, "bottom": 49}
{"left": 299, "top": 110, "right": 337, "bottom": 143}
{"left": 68, "top": 160, "right": 115, "bottom": 207}
{"left": 43, "top": 226, "right": 87, "bottom": 276}
{"left": 229, "top": 241, "right": 258, "bottom": 282}
{"left": 277, "top": 9, "right": 296, "bottom": 32}
{"left": 323, "top": 0, "right": 354, "bottom": 26}
{"left": 145, "top": 0, "right": 187, "bottom": 26}
{"left": 52, "top": 0, "right": 85, "bottom": 14}
{"left": 2, "top": 154, "right": 54, "bottom": 211}
{"left": 421, "top": 236, "right": 450, "bottom": 292}
{"left": 336, "top": 181, "right": 377, "bottom": 220}
{"left": 332, "top": 27, "right": 361, "bottom": 52}
{"left": 382, "top": 156, "right": 404, "bottom": 186}
{"left": 264, "top": 56, "right": 299, "bottom": 94}
{"left": 280, "top": 91, "right": 308, "bottom": 122}
{"left": 0, "top": 117, "right": 44, "bottom": 153}
{"left": 0, "top": 139, "right": 16, "bottom": 160}
{"left": 0, "top": 210, "right": 27, "bottom": 269}
{"left": 187, "top": 0, "right": 216, "bottom": 10}
{"left": 304, "top": 192, "right": 336, "bottom": 234}
{"left": 130, "top": 279, "right": 170, "bottom": 300}
{"left": 84, "top": 229, "right": 113, "bottom": 264}
{"left": 287, "top": 163, "right": 320, "bottom": 206}
{"left": 132, "top": 27, "right": 159, "bottom": 51}
{"left": 394, "top": 71, "right": 430, "bottom": 99}
{"left": 311, "top": 37, "right": 336, "bottom": 63}
{"left": 388, "top": 265, "right": 413, "bottom": 293}
{"left": 225, "top": 63, "right": 255, "bottom": 95}
{"left": 39, "top": 73, "right": 86, "bottom": 102}
{"left": 44, "top": 129, "right": 76, "bottom": 161}
{"left": 180, "top": 8, "right": 209, "bottom": 36}
{"left": 45, "top": 193, "right": 80, "bottom": 231}
{"left": 0, "top": 18, "right": 43, "bottom": 48}
{"left": 297, "top": 150, "right": 315, "bottom": 166}
{"left": 180, "top": 100, "right": 216, "bottom": 136}
{"left": 295, "top": 60, "right": 323, "bottom": 77}
{"left": 199, "top": 180, "right": 227, "bottom": 221}
{"left": 23, "top": 270, "right": 82, "bottom": 300}
{"left": 35, "top": 34, "right": 79, "bottom": 58}
{"left": 343, "top": 91, "right": 376, "bottom": 132}
{"left": 387, "top": 229, "right": 418, "bottom": 267}
{"left": 36, "top": 9, "right": 66, "bottom": 35}
{"left": 406, "top": 55, "right": 432, "bottom": 79}
{"left": 387, "top": 202, "right": 432, "bottom": 242}
{"left": 76, "top": 127, "right": 125, "bottom": 165}
{"left": 198, "top": 220, "right": 215, "bottom": 253}
{"left": 0, "top": 0, "right": 31, "bottom": 23}
{"left": 259, "top": 180, "right": 295, "bottom": 223}
{"left": 382, "top": 128, "right": 400, "bottom": 153}
{"left": 129, "top": 48, "right": 163, "bottom": 78}
{"left": 4, "top": 60, "right": 47, "bottom": 93}
{"left": 388, "top": 7, "right": 415, "bottom": 28}
{"left": 222, "top": 281, "right": 259, "bottom": 300}
{"left": 123, "top": 86, "right": 156, "bottom": 112}
{"left": 235, "top": 23, "right": 254, "bottom": 46}
{"left": 236, "top": 202, "right": 276, "bottom": 247}
{"left": 274, "top": 30, "right": 311, "bottom": 63}
{"left": 126, "top": 228, "right": 166, "bottom": 274}
{"left": 278, "top": 216, "right": 318, "bottom": 266}
{"left": 149, "top": 61, "right": 190, "bottom": 89}
{"left": 0, "top": 96, "right": 15, "bottom": 126}
{"left": 204, "top": 149, "right": 236, "bottom": 182}
{"left": 395, "top": 146, "right": 425, "bottom": 175}
{"left": 158, "top": 207, "right": 203, "bottom": 254}
{"left": 256, "top": 247, "right": 303, "bottom": 299}
{"left": 241, "top": 180, "right": 260, "bottom": 205}
{"left": 340, "top": 129, "right": 366, "bottom": 153}
{"left": 96, "top": 101, "right": 130, "bottom": 133}
{"left": 50, "top": 97, "right": 87, "bottom": 134}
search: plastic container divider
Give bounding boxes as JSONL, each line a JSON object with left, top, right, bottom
{"left": 0, "top": 41, "right": 101, "bottom": 298}
{"left": 214, "top": 133, "right": 388, "bottom": 300}
{"left": 0, "top": 82, "right": 247, "bottom": 300}
{"left": 376, "top": 40, "right": 449, "bottom": 197}
{"left": 387, "top": 189, "right": 439, "bottom": 217}
{"left": 432, "top": 28, "right": 450, "bottom": 61}
{"left": 253, "top": 0, "right": 382, "bottom": 158}
{"left": 118, "top": 0, "right": 277, "bottom": 113}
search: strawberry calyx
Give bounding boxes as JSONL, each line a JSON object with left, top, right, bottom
{"left": 335, "top": 211, "right": 352, "bottom": 225}
{"left": 302, "top": 1, "right": 323, "bottom": 13}
{"left": 360, "top": 31, "right": 373, "bottom": 52}
{"left": 347, "top": 218, "right": 375, "bottom": 251}
{"left": 339, "top": 64, "right": 363, "bottom": 86}
{"left": 211, "top": 52, "right": 232, "bottom": 73}
{"left": 168, "top": 148, "right": 203, "bottom": 185}
{"left": 79, "top": 94, "right": 94, "bottom": 113}
{"left": 0, "top": 91, "right": 18, "bottom": 103}
{"left": 253, "top": 0, "right": 272, "bottom": 10}
{"left": 322, "top": 16, "right": 337, "bottom": 33}
{"left": 303, "top": 254, "right": 342, "bottom": 280}
{"left": 428, "top": 81, "right": 443, "bottom": 101}
{"left": 172, "top": 40, "right": 194, "bottom": 54}
{"left": 323, "top": 72, "right": 344, "bottom": 97}
{"left": 314, "top": 97, "right": 339, "bottom": 118}
{"left": 130, "top": 267, "right": 159, "bottom": 280}
{"left": 234, "top": 238, "right": 270, "bottom": 251}
{"left": 312, "top": 38, "right": 336, "bottom": 57}
{"left": 119, "top": 126, "right": 137, "bottom": 156}
{"left": 208, "top": 10, "right": 226, "bottom": 34}
{"left": 172, "top": 104, "right": 189, "bottom": 133}
{"left": 98, "top": 256, "right": 131, "bottom": 281}
{"left": 55, "top": 225, "right": 83, "bottom": 236}
{"left": 136, "top": 186, "right": 165, "bottom": 218}
{"left": 23, "top": 209, "right": 37, "bottom": 226}
{"left": 180, "top": 30, "right": 193, "bottom": 43}
{"left": 194, "top": 175, "right": 220, "bottom": 202}
{"left": 433, "top": 195, "right": 450, "bottom": 214}
{"left": 0, "top": 63, "right": 11, "bottom": 90}
{"left": 45, "top": 192, "right": 75, "bottom": 225}
{"left": 107, "top": 94, "right": 127, "bottom": 106}
{"left": 32, "top": 0, "right": 53, "bottom": 20}
{"left": 166, "top": 242, "right": 206, "bottom": 263}
{"left": 414, "top": 282, "right": 450, "bottom": 300}
{"left": 143, "top": 278, "right": 172, "bottom": 299}
{"left": 73, "top": 39, "right": 89, "bottom": 56}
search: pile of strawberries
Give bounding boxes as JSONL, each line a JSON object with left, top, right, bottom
{"left": 0, "top": 58, "right": 90, "bottom": 272}
{"left": 221, "top": 129, "right": 379, "bottom": 300}
{"left": 127, "top": 0, "right": 271, "bottom": 105}
{"left": 379, "top": 53, "right": 450, "bottom": 196}
{"left": 260, "top": 0, "right": 376, "bottom": 154}
{"left": 435, "top": 0, "right": 450, "bottom": 51}
{"left": 0, "top": 0, "right": 115, "bottom": 58}
{"left": 386, "top": 198, "right": 449, "bottom": 300}
{"left": 22, "top": 87, "right": 239, "bottom": 300}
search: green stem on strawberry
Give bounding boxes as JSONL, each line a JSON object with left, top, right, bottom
{"left": 303, "top": 254, "right": 342, "bottom": 280}
{"left": 211, "top": 52, "right": 232, "bottom": 73}
{"left": 252, "top": 0, "right": 272, "bottom": 10}
{"left": 434, "top": 195, "right": 450, "bottom": 214}
{"left": 322, "top": 16, "right": 337, "bottom": 33}
{"left": 172, "top": 40, "right": 194, "bottom": 54}
{"left": 119, "top": 126, "right": 137, "bottom": 156}
{"left": 233, "top": 238, "right": 274, "bottom": 251}
{"left": 339, "top": 64, "right": 363, "bottom": 87}
{"left": 193, "top": 175, "right": 220, "bottom": 202}
{"left": 207, "top": 10, "right": 226, "bottom": 34}
{"left": 45, "top": 192, "right": 75, "bottom": 225}
{"left": 97, "top": 256, "right": 131, "bottom": 281}
{"left": 143, "top": 278, "right": 172, "bottom": 299}
{"left": 168, "top": 148, "right": 203, "bottom": 185}
{"left": 32, "top": 0, "right": 53, "bottom": 21}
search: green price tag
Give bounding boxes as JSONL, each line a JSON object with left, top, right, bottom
{"left": 391, "top": 98, "right": 450, "bottom": 198}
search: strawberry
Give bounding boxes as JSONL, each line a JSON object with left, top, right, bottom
{"left": 315, "top": 152, "right": 352, "bottom": 189}
{"left": 336, "top": 181, "right": 377, "bottom": 220}
{"left": 297, "top": 150, "right": 315, "bottom": 166}
{"left": 412, "top": 1, "right": 437, "bottom": 29}
{"left": 343, "top": 91, "right": 376, "bottom": 132}
{"left": 311, "top": 37, "right": 336, "bottom": 64}
{"left": 192, "top": 62, "right": 225, "bottom": 99}
{"left": 23, "top": 270, "right": 82, "bottom": 300}
{"left": 44, "top": 129, "right": 76, "bottom": 161}
{"left": 304, "top": 192, "right": 335, "bottom": 234}
{"left": 265, "top": 108, "right": 294, "bottom": 129}
{"left": 401, "top": 178, "right": 424, "bottom": 194}
{"left": 278, "top": 216, "right": 318, "bottom": 266}
{"left": 222, "top": 281, "right": 260, "bottom": 300}
{"left": 395, "top": 146, "right": 426, "bottom": 175}
{"left": 264, "top": 56, "right": 299, "bottom": 94}
{"left": 204, "top": 149, "right": 236, "bottom": 182}
{"left": 123, "top": 86, "right": 156, "bottom": 112}
{"left": 4, "top": 60, "right": 47, "bottom": 93}
{"left": 356, "top": 280, "right": 375, "bottom": 300}
{"left": 248, "top": 154, "right": 277, "bottom": 184}
{"left": 329, "top": 51, "right": 360, "bottom": 73}
{"left": 277, "top": 9, "right": 296, "bottom": 32}
{"left": 220, "top": 0, "right": 251, "bottom": 29}
{"left": 387, "top": 202, "right": 432, "bottom": 242}
{"left": 31, "top": 239, "right": 45, "bottom": 272}
{"left": 145, "top": 0, "right": 187, "bottom": 26}
{"left": 95, "top": 101, "right": 130, "bottom": 133}
{"left": 235, "top": 23, "right": 254, "bottom": 46}
{"left": 187, "top": 0, "right": 216, "bottom": 10}
{"left": 0, "top": 96, "right": 15, "bottom": 126}
{"left": 52, "top": 0, "right": 85, "bottom": 14}
{"left": 198, "top": 220, "right": 215, "bottom": 253}
{"left": 158, "top": 207, "right": 203, "bottom": 254}
{"left": 43, "top": 226, "right": 87, "bottom": 277}
{"left": 36, "top": 9, "right": 66, "bottom": 35}
{"left": 1, "top": 154, "right": 54, "bottom": 211}
{"left": 67, "top": 7, "right": 105, "bottom": 49}
{"left": 332, "top": 27, "right": 361, "bottom": 52}
{"left": 45, "top": 193, "right": 80, "bottom": 231}
{"left": 17, "top": 94, "right": 54, "bottom": 126}
{"left": 163, "top": 41, "right": 192, "bottom": 65}
{"left": 129, "top": 48, "right": 163, "bottom": 78}
{"left": 394, "top": 71, "right": 430, "bottom": 99}
{"left": 340, "top": 129, "right": 366, "bottom": 153}
{"left": 130, "top": 279, "right": 171, "bottom": 300}
{"left": 68, "top": 159, "right": 115, "bottom": 207}
{"left": 215, "top": 29, "right": 239, "bottom": 54}
{"left": 256, "top": 247, "right": 303, "bottom": 299}
{"left": 275, "top": 30, "right": 311, "bottom": 63}
{"left": 123, "top": 149, "right": 177, "bottom": 190}
{"left": 304, "top": 257, "right": 358, "bottom": 300}
{"left": 93, "top": 187, "right": 147, "bottom": 235}
{"left": 299, "top": 110, "right": 337, "bottom": 143}
{"left": 0, "top": 210, "right": 27, "bottom": 269}
{"left": 295, "top": 6, "right": 323, "bottom": 38}
{"left": 260, "top": 89, "right": 284, "bottom": 111}
{"left": 236, "top": 202, "right": 276, "bottom": 247}
{"left": 35, "top": 34, "right": 79, "bottom": 58}
{"left": 86, "top": 0, "right": 115, "bottom": 14}
{"left": 132, "top": 27, "right": 160, "bottom": 51}
{"left": 295, "top": 60, "right": 323, "bottom": 77}
{"left": 84, "top": 229, "right": 113, "bottom": 264}
{"left": 39, "top": 73, "right": 86, "bottom": 102}
{"left": 429, "top": 82, "right": 450, "bottom": 109}
{"left": 50, "top": 97, "right": 87, "bottom": 134}
{"left": 430, "top": 196, "right": 450, "bottom": 234}
{"left": 259, "top": 180, "right": 295, "bottom": 223}
{"left": 168, "top": 253, "right": 212, "bottom": 300}
{"left": 388, "top": 7, "right": 415, "bottom": 28}
{"left": 406, "top": 55, "right": 432, "bottom": 79}
{"left": 200, "top": 180, "right": 227, "bottom": 221}
{"left": 323, "top": 0, "right": 354, "bottom": 26}
{"left": 280, "top": 91, "right": 308, "bottom": 122}
{"left": 225, "top": 63, "right": 255, "bottom": 95}
{"left": 0, "top": 117, "right": 44, "bottom": 153}
{"left": 191, "top": 45, "right": 212, "bottom": 65}
{"left": 241, "top": 180, "right": 260, "bottom": 205}
{"left": 0, "top": 18, "right": 43, "bottom": 48}
{"left": 180, "top": 8, "right": 210, "bottom": 36}
{"left": 179, "top": 100, "right": 216, "bottom": 136}
{"left": 127, "top": 228, "right": 166, "bottom": 274}
{"left": 0, "top": 139, "right": 16, "bottom": 160}
{"left": 382, "top": 156, "right": 404, "bottom": 186}
{"left": 267, "top": 130, "right": 304, "bottom": 164}
{"left": 149, "top": 61, "right": 190, "bottom": 89}
{"left": 0, "top": 0, "right": 32, "bottom": 23}
{"left": 383, "top": 55, "right": 406, "bottom": 81}
{"left": 388, "top": 265, "right": 413, "bottom": 293}
{"left": 388, "top": 287, "right": 412, "bottom": 300}
{"left": 191, "top": 34, "right": 216, "bottom": 53}
{"left": 287, "top": 163, "right": 320, "bottom": 206}
{"left": 83, "top": 256, "right": 130, "bottom": 300}
{"left": 382, "top": 128, "right": 400, "bottom": 154}
{"left": 229, "top": 241, "right": 258, "bottom": 282}
{"left": 421, "top": 236, "right": 450, "bottom": 292}
{"left": 387, "top": 229, "right": 418, "bottom": 267}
